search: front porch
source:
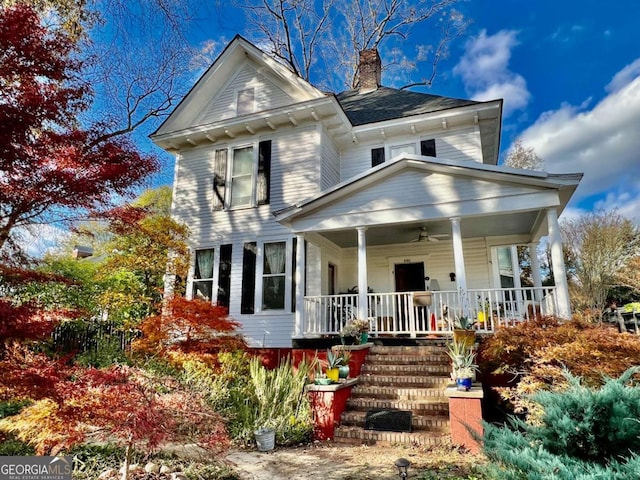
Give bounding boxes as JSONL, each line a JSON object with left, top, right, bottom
{"left": 302, "top": 286, "right": 558, "bottom": 338}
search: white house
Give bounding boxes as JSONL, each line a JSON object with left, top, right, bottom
{"left": 152, "top": 35, "right": 582, "bottom": 348}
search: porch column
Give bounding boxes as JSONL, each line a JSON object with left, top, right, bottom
{"left": 547, "top": 208, "right": 571, "bottom": 319}
{"left": 450, "top": 217, "right": 470, "bottom": 316}
{"left": 529, "top": 242, "right": 543, "bottom": 301}
{"left": 356, "top": 227, "right": 368, "bottom": 321}
{"left": 294, "top": 234, "right": 306, "bottom": 337}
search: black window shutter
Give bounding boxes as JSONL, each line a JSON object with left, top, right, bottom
{"left": 291, "top": 238, "right": 297, "bottom": 313}
{"left": 371, "top": 147, "right": 385, "bottom": 167}
{"left": 257, "top": 140, "right": 271, "bottom": 205}
{"left": 420, "top": 139, "right": 436, "bottom": 157}
{"left": 241, "top": 242, "right": 257, "bottom": 314}
{"left": 212, "top": 149, "right": 227, "bottom": 210}
{"left": 217, "top": 244, "right": 232, "bottom": 308}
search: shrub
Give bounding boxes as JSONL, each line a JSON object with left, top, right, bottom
{"left": 483, "top": 368, "right": 640, "bottom": 479}
{"left": 477, "top": 317, "right": 640, "bottom": 419}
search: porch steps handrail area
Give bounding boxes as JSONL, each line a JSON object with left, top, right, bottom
{"left": 303, "top": 286, "right": 557, "bottom": 337}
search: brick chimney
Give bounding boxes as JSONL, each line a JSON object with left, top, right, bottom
{"left": 358, "top": 49, "right": 381, "bottom": 94}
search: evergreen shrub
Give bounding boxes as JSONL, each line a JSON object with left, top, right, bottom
{"left": 483, "top": 368, "right": 640, "bottom": 479}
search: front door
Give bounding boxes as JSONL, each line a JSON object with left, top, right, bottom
{"left": 394, "top": 262, "right": 426, "bottom": 333}
{"left": 395, "top": 262, "right": 426, "bottom": 292}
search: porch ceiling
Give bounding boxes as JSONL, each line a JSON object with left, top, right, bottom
{"left": 319, "top": 210, "right": 541, "bottom": 248}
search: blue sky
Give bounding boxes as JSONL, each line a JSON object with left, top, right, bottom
{"left": 161, "top": 0, "right": 640, "bottom": 225}
{"left": 25, "top": 0, "right": 640, "bottom": 256}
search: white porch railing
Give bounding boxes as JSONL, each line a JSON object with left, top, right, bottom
{"left": 302, "top": 287, "right": 558, "bottom": 337}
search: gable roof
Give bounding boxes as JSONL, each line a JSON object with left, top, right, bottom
{"left": 152, "top": 35, "right": 327, "bottom": 138}
{"left": 336, "top": 86, "right": 480, "bottom": 126}
{"left": 276, "top": 155, "right": 582, "bottom": 228}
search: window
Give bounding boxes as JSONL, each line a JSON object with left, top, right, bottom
{"left": 192, "top": 248, "right": 215, "bottom": 300}
{"left": 262, "top": 241, "right": 286, "bottom": 310}
{"left": 371, "top": 147, "right": 385, "bottom": 167}
{"left": 390, "top": 143, "right": 416, "bottom": 158}
{"left": 376, "top": 139, "right": 436, "bottom": 165}
{"left": 214, "top": 141, "right": 271, "bottom": 210}
{"left": 236, "top": 88, "right": 255, "bottom": 115}
{"left": 230, "top": 146, "right": 254, "bottom": 207}
{"left": 420, "top": 139, "right": 436, "bottom": 157}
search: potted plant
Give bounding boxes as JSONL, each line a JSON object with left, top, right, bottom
{"left": 446, "top": 339, "right": 479, "bottom": 391}
{"left": 453, "top": 315, "right": 476, "bottom": 347}
{"left": 314, "top": 371, "right": 333, "bottom": 385}
{"left": 340, "top": 318, "right": 370, "bottom": 344}
{"left": 324, "top": 349, "right": 342, "bottom": 382}
{"left": 335, "top": 348, "right": 351, "bottom": 379}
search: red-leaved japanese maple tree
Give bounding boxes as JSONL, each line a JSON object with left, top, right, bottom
{"left": 0, "top": 4, "right": 158, "bottom": 255}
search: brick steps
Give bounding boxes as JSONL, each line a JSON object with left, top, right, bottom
{"left": 341, "top": 410, "right": 450, "bottom": 432}
{"left": 358, "top": 373, "right": 450, "bottom": 388}
{"left": 351, "top": 385, "right": 447, "bottom": 400}
{"left": 333, "top": 426, "right": 450, "bottom": 446}
{"left": 333, "top": 344, "right": 453, "bottom": 446}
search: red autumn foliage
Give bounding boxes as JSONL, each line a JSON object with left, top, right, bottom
{"left": 1, "top": 365, "right": 230, "bottom": 456}
{"left": 477, "top": 317, "right": 640, "bottom": 417}
{"left": 134, "top": 296, "right": 247, "bottom": 362}
{"left": 0, "top": 4, "right": 158, "bottom": 252}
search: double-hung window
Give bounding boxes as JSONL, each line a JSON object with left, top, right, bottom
{"left": 230, "top": 146, "right": 254, "bottom": 207}
{"left": 192, "top": 248, "right": 215, "bottom": 300}
{"left": 253, "top": 238, "right": 294, "bottom": 312}
{"left": 212, "top": 140, "right": 271, "bottom": 210}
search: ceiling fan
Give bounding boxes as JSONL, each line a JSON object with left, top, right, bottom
{"left": 412, "top": 227, "right": 449, "bottom": 242}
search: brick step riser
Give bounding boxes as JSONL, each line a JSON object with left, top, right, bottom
{"left": 352, "top": 385, "right": 447, "bottom": 396}
{"left": 333, "top": 427, "right": 450, "bottom": 447}
{"left": 350, "top": 393, "right": 449, "bottom": 402}
{"left": 369, "top": 346, "right": 448, "bottom": 356}
{"left": 358, "top": 376, "right": 451, "bottom": 388}
{"left": 365, "top": 354, "right": 451, "bottom": 365}
{"left": 340, "top": 413, "right": 450, "bottom": 431}
{"left": 361, "top": 365, "right": 451, "bottom": 375}
{"left": 346, "top": 400, "right": 448, "bottom": 414}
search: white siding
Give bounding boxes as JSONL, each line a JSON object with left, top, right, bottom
{"left": 304, "top": 171, "right": 540, "bottom": 223}
{"left": 173, "top": 125, "right": 320, "bottom": 243}
{"left": 320, "top": 127, "right": 341, "bottom": 190}
{"left": 172, "top": 126, "right": 322, "bottom": 348}
{"left": 196, "top": 63, "right": 294, "bottom": 125}
{"left": 332, "top": 238, "right": 490, "bottom": 294}
{"left": 340, "top": 126, "right": 484, "bottom": 181}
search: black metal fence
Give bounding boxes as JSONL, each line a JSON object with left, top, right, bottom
{"left": 52, "top": 320, "right": 140, "bottom": 355}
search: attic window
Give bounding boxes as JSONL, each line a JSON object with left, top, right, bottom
{"left": 237, "top": 88, "right": 255, "bottom": 115}
{"left": 371, "top": 147, "right": 385, "bottom": 167}
{"left": 390, "top": 143, "right": 416, "bottom": 158}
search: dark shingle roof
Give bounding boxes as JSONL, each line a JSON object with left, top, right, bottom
{"left": 336, "top": 86, "right": 480, "bottom": 126}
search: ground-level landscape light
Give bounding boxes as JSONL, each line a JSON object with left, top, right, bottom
{"left": 394, "top": 458, "right": 410, "bottom": 478}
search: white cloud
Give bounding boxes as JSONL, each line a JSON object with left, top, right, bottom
{"left": 454, "top": 29, "right": 530, "bottom": 117}
{"left": 516, "top": 66, "right": 640, "bottom": 225}
{"left": 606, "top": 58, "right": 640, "bottom": 93}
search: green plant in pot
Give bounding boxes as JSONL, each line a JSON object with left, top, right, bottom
{"left": 446, "top": 339, "right": 479, "bottom": 391}
{"left": 453, "top": 315, "right": 477, "bottom": 348}
{"left": 335, "top": 348, "right": 351, "bottom": 379}
{"left": 324, "top": 349, "right": 342, "bottom": 382}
